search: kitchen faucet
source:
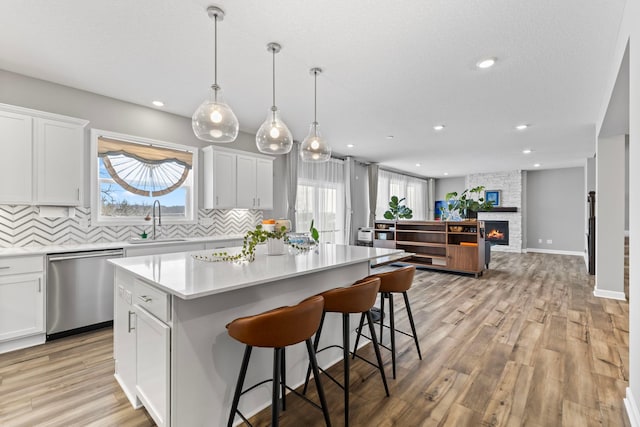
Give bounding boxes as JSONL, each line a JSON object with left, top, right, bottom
{"left": 152, "top": 200, "right": 162, "bottom": 240}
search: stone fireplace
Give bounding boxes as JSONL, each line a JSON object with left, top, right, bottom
{"left": 467, "top": 170, "right": 523, "bottom": 253}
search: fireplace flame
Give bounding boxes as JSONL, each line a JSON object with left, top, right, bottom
{"left": 487, "top": 229, "right": 505, "bottom": 239}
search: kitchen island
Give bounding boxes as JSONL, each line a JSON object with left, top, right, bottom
{"left": 110, "top": 243, "right": 404, "bottom": 427}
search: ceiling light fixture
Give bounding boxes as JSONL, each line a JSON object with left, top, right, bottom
{"left": 476, "top": 57, "right": 496, "bottom": 69}
{"left": 300, "top": 67, "right": 331, "bottom": 162}
{"left": 152, "top": 100, "right": 164, "bottom": 107}
{"left": 522, "top": 149, "right": 532, "bottom": 154}
{"left": 386, "top": 135, "right": 395, "bottom": 139}
{"left": 516, "top": 124, "right": 529, "bottom": 130}
{"left": 433, "top": 124, "right": 445, "bottom": 131}
{"left": 192, "top": 6, "right": 239, "bottom": 143}
{"left": 256, "top": 42, "right": 292, "bottom": 154}
{"left": 443, "top": 172, "right": 449, "bottom": 176}
{"left": 347, "top": 144, "right": 354, "bottom": 148}
{"left": 416, "top": 163, "right": 421, "bottom": 167}
{"left": 533, "top": 163, "right": 541, "bottom": 168}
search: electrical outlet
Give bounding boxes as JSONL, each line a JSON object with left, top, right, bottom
{"left": 546, "top": 239, "right": 553, "bottom": 244}
{"left": 538, "top": 238, "right": 542, "bottom": 243}
{"left": 200, "top": 217, "right": 214, "bottom": 226}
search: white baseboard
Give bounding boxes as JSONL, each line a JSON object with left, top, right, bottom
{"left": 625, "top": 387, "right": 640, "bottom": 427}
{"left": 593, "top": 288, "right": 627, "bottom": 301}
{"left": 526, "top": 248, "right": 584, "bottom": 257}
{"left": 0, "top": 333, "right": 45, "bottom": 354}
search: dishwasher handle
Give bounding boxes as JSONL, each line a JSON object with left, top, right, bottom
{"left": 47, "top": 250, "right": 124, "bottom": 261}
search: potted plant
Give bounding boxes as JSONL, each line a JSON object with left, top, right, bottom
{"left": 445, "top": 186, "right": 494, "bottom": 220}
{"left": 383, "top": 195, "right": 413, "bottom": 220}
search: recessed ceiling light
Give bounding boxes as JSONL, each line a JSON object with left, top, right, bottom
{"left": 433, "top": 124, "right": 445, "bottom": 131}
{"left": 516, "top": 124, "right": 529, "bottom": 130}
{"left": 533, "top": 163, "right": 541, "bottom": 168}
{"left": 416, "top": 163, "right": 421, "bottom": 167}
{"left": 522, "top": 149, "right": 532, "bottom": 154}
{"left": 443, "top": 172, "right": 449, "bottom": 176}
{"left": 347, "top": 144, "right": 354, "bottom": 148}
{"left": 476, "top": 57, "right": 496, "bottom": 69}
{"left": 152, "top": 100, "right": 164, "bottom": 107}
{"left": 386, "top": 135, "right": 394, "bottom": 139}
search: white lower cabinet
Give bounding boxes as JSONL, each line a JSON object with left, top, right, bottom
{"left": 113, "top": 271, "right": 139, "bottom": 408}
{"left": 114, "top": 270, "right": 171, "bottom": 426}
{"left": 0, "top": 256, "right": 45, "bottom": 353}
{"left": 135, "top": 305, "right": 170, "bottom": 427}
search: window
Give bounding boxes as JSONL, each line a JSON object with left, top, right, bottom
{"left": 377, "top": 169, "right": 427, "bottom": 220}
{"left": 91, "top": 130, "right": 197, "bottom": 225}
{"left": 295, "top": 158, "right": 346, "bottom": 244}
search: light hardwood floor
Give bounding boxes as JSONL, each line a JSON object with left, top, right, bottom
{"left": 0, "top": 252, "right": 630, "bottom": 426}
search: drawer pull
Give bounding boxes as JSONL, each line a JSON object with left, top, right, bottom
{"left": 0, "top": 266, "right": 10, "bottom": 270}
{"left": 128, "top": 311, "right": 136, "bottom": 332}
{"left": 138, "top": 295, "right": 152, "bottom": 303}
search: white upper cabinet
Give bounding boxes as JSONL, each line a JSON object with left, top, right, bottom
{"left": 0, "top": 110, "right": 33, "bottom": 204}
{"left": 202, "top": 146, "right": 274, "bottom": 210}
{"left": 0, "top": 103, "right": 88, "bottom": 206}
{"left": 35, "top": 118, "right": 85, "bottom": 205}
{"left": 255, "top": 158, "right": 274, "bottom": 210}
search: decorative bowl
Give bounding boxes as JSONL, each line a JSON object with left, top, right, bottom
{"left": 450, "top": 226, "right": 464, "bottom": 232}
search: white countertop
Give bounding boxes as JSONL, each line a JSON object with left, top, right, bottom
{"left": 109, "top": 244, "right": 404, "bottom": 300}
{"left": 0, "top": 234, "right": 244, "bottom": 257}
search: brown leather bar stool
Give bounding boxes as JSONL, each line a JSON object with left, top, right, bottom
{"left": 353, "top": 265, "right": 422, "bottom": 379}
{"left": 226, "top": 295, "right": 331, "bottom": 427}
{"left": 302, "top": 277, "right": 389, "bottom": 427}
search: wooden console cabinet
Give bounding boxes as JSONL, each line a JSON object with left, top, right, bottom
{"left": 373, "top": 220, "right": 485, "bottom": 277}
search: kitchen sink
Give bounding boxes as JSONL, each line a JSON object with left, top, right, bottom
{"left": 128, "top": 238, "right": 188, "bottom": 244}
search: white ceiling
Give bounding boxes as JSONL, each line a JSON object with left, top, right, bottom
{"left": 0, "top": 0, "right": 627, "bottom": 177}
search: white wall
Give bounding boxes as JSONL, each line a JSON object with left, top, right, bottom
{"left": 434, "top": 176, "right": 465, "bottom": 201}
{"left": 627, "top": 1, "right": 640, "bottom": 421}
{"left": 526, "top": 167, "right": 585, "bottom": 254}
{"left": 595, "top": 135, "right": 626, "bottom": 300}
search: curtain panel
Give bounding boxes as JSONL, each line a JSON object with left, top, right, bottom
{"left": 296, "top": 157, "right": 346, "bottom": 244}
{"left": 377, "top": 169, "right": 430, "bottom": 220}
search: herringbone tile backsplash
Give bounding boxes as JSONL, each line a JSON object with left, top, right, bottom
{"left": 0, "top": 205, "right": 262, "bottom": 248}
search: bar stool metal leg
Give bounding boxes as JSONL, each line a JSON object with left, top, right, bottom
{"left": 272, "top": 348, "right": 282, "bottom": 426}
{"left": 388, "top": 292, "right": 397, "bottom": 379}
{"left": 379, "top": 292, "right": 386, "bottom": 343}
{"left": 366, "top": 310, "right": 390, "bottom": 396}
{"left": 342, "top": 313, "right": 350, "bottom": 426}
{"left": 352, "top": 312, "right": 366, "bottom": 357}
{"left": 303, "top": 311, "right": 325, "bottom": 395}
{"left": 403, "top": 291, "right": 422, "bottom": 360}
{"left": 281, "top": 348, "right": 287, "bottom": 411}
{"left": 305, "top": 338, "right": 332, "bottom": 427}
{"left": 228, "top": 345, "right": 253, "bottom": 427}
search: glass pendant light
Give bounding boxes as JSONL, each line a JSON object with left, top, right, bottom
{"left": 256, "top": 43, "right": 293, "bottom": 154}
{"left": 300, "top": 67, "right": 331, "bottom": 162}
{"left": 192, "top": 6, "right": 239, "bottom": 143}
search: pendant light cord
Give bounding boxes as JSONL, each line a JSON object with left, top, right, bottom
{"left": 213, "top": 14, "right": 218, "bottom": 88}
{"left": 313, "top": 70, "right": 317, "bottom": 124}
{"left": 272, "top": 47, "right": 276, "bottom": 108}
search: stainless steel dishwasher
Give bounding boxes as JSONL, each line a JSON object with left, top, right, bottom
{"left": 46, "top": 249, "right": 124, "bottom": 340}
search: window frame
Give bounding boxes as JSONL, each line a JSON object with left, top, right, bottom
{"left": 90, "top": 129, "right": 198, "bottom": 226}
